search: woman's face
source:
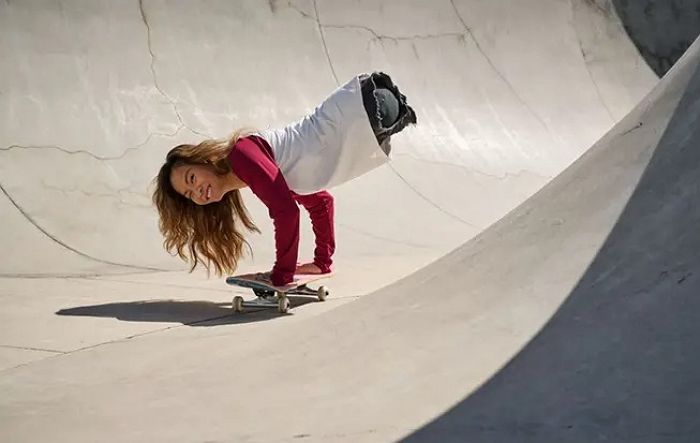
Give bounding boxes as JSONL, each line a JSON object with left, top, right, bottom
{"left": 170, "top": 163, "right": 227, "bottom": 205}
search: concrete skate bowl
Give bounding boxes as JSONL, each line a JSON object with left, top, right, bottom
{"left": 1, "top": 1, "right": 699, "bottom": 442}
{"left": 1, "top": 0, "right": 661, "bottom": 283}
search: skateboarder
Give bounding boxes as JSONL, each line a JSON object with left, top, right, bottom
{"left": 152, "top": 72, "right": 417, "bottom": 287}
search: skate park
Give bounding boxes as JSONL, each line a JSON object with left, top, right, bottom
{"left": 2, "top": 1, "right": 699, "bottom": 441}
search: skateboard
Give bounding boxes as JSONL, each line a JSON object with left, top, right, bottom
{"left": 225, "top": 272, "right": 332, "bottom": 313}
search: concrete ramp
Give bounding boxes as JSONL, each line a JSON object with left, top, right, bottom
{"left": 402, "top": 35, "right": 700, "bottom": 443}
{"left": 1, "top": 1, "right": 697, "bottom": 442}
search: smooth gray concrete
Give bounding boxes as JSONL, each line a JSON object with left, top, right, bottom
{"left": 403, "top": 35, "right": 700, "bottom": 443}
{"left": 1, "top": 1, "right": 695, "bottom": 442}
{"left": 613, "top": 0, "right": 700, "bottom": 75}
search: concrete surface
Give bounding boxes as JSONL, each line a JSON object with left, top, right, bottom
{"left": 613, "top": 0, "right": 700, "bottom": 75}
{"left": 0, "top": 1, "right": 696, "bottom": 442}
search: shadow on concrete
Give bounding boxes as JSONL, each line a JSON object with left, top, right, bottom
{"left": 613, "top": 0, "right": 700, "bottom": 76}
{"left": 55, "top": 296, "right": 317, "bottom": 326}
{"left": 401, "top": 47, "right": 700, "bottom": 442}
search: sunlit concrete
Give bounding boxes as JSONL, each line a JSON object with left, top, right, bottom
{"left": 3, "top": 1, "right": 692, "bottom": 442}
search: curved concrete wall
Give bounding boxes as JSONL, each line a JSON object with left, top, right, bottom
{"left": 3, "top": 2, "right": 695, "bottom": 442}
{"left": 613, "top": 0, "right": 700, "bottom": 75}
{"left": 1, "top": 0, "right": 656, "bottom": 286}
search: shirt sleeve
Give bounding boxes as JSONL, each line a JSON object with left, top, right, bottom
{"left": 293, "top": 191, "right": 335, "bottom": 273}
{"left": 228, "top": 136, "right": 299, "bottom": 286}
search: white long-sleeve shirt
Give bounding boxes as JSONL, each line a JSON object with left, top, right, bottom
{"left": 258, "top": 75, "right": 389, "bottom": 195}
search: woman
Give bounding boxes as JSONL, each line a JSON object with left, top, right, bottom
{"left": 152, "top": 72, "right": 417, "bottom": 287}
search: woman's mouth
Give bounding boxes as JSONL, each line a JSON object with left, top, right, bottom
{"left": 206, "top": 184, "right": 212, "bottom": 201}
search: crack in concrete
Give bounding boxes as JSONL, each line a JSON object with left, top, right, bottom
{"left": 135, "top": 122, "right": 187, "bottom": 147}
{"left": 571, "top": 0, "right": 617, "bottom": 123}
{"left": 270, "top": 0, "right": 342, "bottom": 83}
{"left": 41, "top": 182, "right": 152, "bottom": 209}
{"left": 0, "top": 345, "right": 64, "bottom": 354}
{"left": 387, "top": 163, "right": 481, "bottom": 229}
{"left": 336, "top": 222, "right": 434, "bottom": 249}
{"left": 281, "top": 1, "right": 466, "bottom": 50}
{"left": 0, "top": 181, "right": 162, "bottom": 273}
{"left": 577, "top": 44, "right": 618, "bottom": 122}
{"left": 0, "top": 296, "right": 368, "bottom": 373}
{"left": 322, "top": 23, "right": 465, "bottom": 46}
{"left": 137, "top": 0, "right": 209, "bottom": 139}
{"left": 312, "top": 0, "right": 339, "bottom": 85}
{"left": 393, "top": 152, "right": 553, "bottom": 182}
{"left": 449, "top": 0, "right": 556, "bottom": 143}
{"left": 269, "top": 1, "right": 316, "bottom": 23}
{"left": 280, "top": 0, "right": 315, "bottom": 20}
{"left": 0, "top": 311, "right": 238, "bottom": 375}
{"left": 2, "top": 2, "right": 211, "bottom": 167}
{"left": 1, "top": 143, "right": 141, "bottom": 161}
{"left": 1, "top": 122, "right": 183, "bottom": 160}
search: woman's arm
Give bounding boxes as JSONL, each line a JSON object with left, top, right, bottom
{"left": 228, "top": 136, "right": 299, "bottom": 286}
{"left": 293, "top": 191, "right": 335, "bottom": 273}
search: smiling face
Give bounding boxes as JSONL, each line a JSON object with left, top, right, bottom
{"left": 170, "top": 163, "right": 228, "bottom": 205}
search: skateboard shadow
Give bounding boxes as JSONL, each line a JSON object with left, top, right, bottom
{"left": 55, "top": 296, "right": 317, "bottom": 326}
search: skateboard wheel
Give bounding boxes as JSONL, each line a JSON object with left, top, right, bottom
{"left": 317, "top": 286, "right": 329, "bottom": 301}
{"left": 278, "top": 295, "right": 290, "bottom": 313}
{"left": 233, "top": 296, "right": 244, "bottom": 313}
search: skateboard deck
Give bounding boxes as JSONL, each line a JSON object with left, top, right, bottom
{"left": 226, "top": 272, "right": 332, "bottom": 313}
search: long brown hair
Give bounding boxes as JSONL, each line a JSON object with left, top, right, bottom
{"left": 152, "top": 129, "right": 260, "bottom": 276}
